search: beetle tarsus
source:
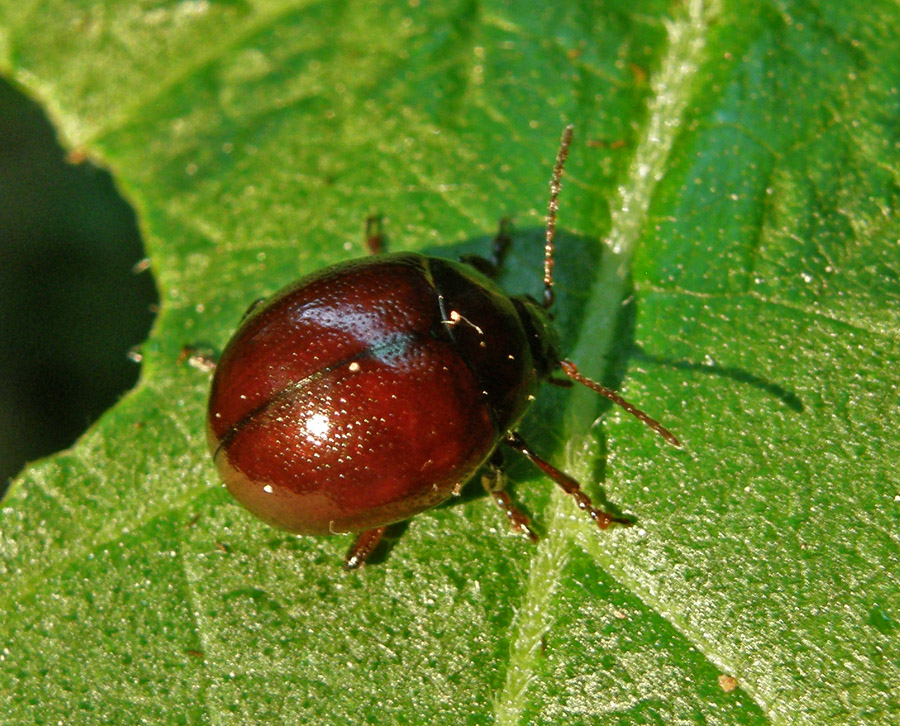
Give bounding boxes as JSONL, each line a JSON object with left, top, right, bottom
{"left": 344, "top": 526, "right": 388, "bottom": 569}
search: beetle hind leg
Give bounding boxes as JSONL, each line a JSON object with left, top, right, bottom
{"left": 344, "top": 526, "right": 388, "bottom": 569}
{"left": 482, "top": 449, "right": 539, "bottom": 543}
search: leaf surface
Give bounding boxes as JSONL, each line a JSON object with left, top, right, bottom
{"left": 2, "top": 1, "right": 898, "bottom": 724}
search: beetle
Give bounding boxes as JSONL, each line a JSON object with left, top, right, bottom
{"left": 205, "top": 126, "right": 680, "bottom": 568}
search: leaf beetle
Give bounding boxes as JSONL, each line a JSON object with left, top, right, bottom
{"left": 205, "top": 126, "right": 680, "bottom": 568}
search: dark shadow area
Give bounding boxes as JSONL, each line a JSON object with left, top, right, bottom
{"left": 630, "top": 344, "right": 805, "bottom": 412}
{"left": 0, "top": 77, "right": 158, "bottom": 498}
{"left": 358, "top": 521, "right": 410, "bottom": 567}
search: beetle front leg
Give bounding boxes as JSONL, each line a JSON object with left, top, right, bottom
{"left": 482, "top": 449, "right": 538, "bottom": 543}
{"left": 504, "top": 432, "right": 632, "bottom": 530}
{"left": 344, "top": 526, "right": 388, "bottom": 569}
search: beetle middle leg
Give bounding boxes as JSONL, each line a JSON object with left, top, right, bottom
{"left": 504, "top": 432, "right": 632, "bottom": 530}
{"left": 482, "top": 448, "right": 538, "bottom": 543}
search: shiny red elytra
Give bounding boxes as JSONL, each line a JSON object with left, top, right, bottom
{"left": 206, "top": 127, "right": 680, "bottom": 568}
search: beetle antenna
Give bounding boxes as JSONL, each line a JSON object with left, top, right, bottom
{"left": 543, "top": 124, "right": 574, "bottom": 309}
{"left": 560, "top": 359, "right": 681, "bottom": 447}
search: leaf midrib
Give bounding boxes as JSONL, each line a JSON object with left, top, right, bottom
{"left": 492, "top": 1, "right": 743, "bottom": 723}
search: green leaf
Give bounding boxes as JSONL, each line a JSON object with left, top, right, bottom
{"left": 2, "top": 1, "right": 899, "bottom": 724}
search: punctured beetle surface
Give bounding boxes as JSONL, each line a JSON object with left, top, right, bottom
{"left": 207, "top": 252, "right": 554, "bottom": 535}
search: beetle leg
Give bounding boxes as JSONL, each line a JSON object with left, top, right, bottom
{"left": 459, "top": 218, "right": 514, "bottom": 279}
{"left": 489, "top": 217, "right": 513, "bottom": 272}
{"left": 180, "top": 295, "right": 265, "bottom": 373}
{"left": 482, "top": 449, "right": 539, "bottom": 543}
{"left": 365, "top": 215, "right": 384, "bottom": 255}
{"left": 503, "top": 432, "right": 632, "bottom": 530}
{"left": 344, "top": 526, "right": 388, "bottom": 569}
{"left": 178, "top": 345, "right": 217, "bottom": 372}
